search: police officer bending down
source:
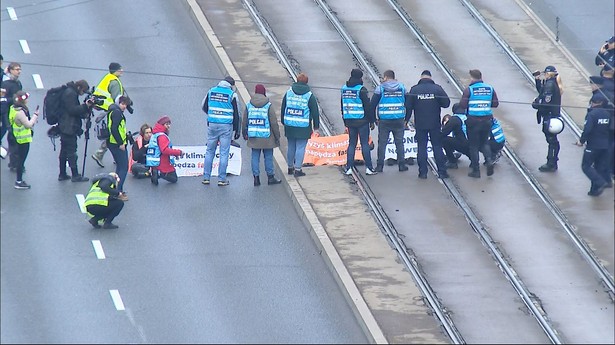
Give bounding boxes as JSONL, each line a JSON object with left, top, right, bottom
{"left": 441, "top": 103, "right": 469, "bottom": 169}
{"left": 84, "top": 172, "right": 125, "bottom": 229}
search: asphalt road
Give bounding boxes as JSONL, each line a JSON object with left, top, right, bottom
{"left": 0, "top": 0, "right": 366, "bottom": 343}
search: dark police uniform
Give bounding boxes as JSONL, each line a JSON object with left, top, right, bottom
{"left": 579, "top": 94, "right": 612, "bottom": 196}
{"left": 533, "top": 72, "right": 562, "bottom": 172}
{"left": 441, "top": 104, "right": 469, "bottom": 168}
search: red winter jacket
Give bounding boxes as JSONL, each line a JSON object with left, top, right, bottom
{"left": 152, "top": 122, "right": 182, "bottom": 173}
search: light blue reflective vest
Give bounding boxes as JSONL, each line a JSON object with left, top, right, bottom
{"left": 467, "top": 82, "right": 494, "bottom": 116}
{"left": 146, "top": 132, "right": 174, "bottom": 167}
{"left": 247, "top": 102, "right": 271, "bottom": 138}
{"left": 207, "top": 86, "right": 234, "bottom": 124}
{"left": 453, "top": 113, "right": 467, "bottom": 138}
{"left": 283, "top": 89, "right": 311, "bottom": 128}
{"left": 377, "top": 84, "right": 406, "bottom": 120}
{"left": 491, "top": 118, "right": 505, "bottom": 143}
{"left": 341, "top": 85, "right": 364, "bottom": 120}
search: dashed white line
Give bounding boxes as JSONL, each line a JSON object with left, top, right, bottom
{"left": 91, "top": 240, "right": 106, "bottom": 259}
{"left": 19, "top": 40, "right": 30, "bottom": 54}
{"left": 32, "top": 74, "right": 44, "bottom": 89}
{"left": 76, "top": 194, "right": 86, "bottom": 213}
{"left": 7, "top": 7, "right": 17, "bottom": 20}
{"left": 109, "top": 290, "right": 125, "bottom": 311}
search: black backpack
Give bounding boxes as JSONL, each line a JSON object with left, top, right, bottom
{"left": 43, "top": 85, "right": 67, "bottom": 125}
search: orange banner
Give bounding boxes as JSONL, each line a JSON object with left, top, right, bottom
{"left": 303, "top": 133, "right": 371, "bottom": 166}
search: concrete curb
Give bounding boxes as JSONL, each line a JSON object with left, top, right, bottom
{"left": 185, "top": 1, "right": 387, "bottom": 343}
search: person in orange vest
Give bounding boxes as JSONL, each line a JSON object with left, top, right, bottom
{"left": 129, "top": 123, "right": 152, "bottom": 178}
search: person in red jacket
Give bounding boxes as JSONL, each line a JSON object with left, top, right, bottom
{"left": 150, "top": 116, "right": 182, "bottom": 185}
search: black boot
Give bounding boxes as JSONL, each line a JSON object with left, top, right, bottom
{"left": 287, "top": 167, "right": 294, "bottom": 175}
{"left": 254, "top": 175, "right": 261, "bottom": 186}
{"left": 151, "top": 168, "right": 159, "bottom": 185}
{"left": 268, "top": 175, "right": 281, "bottom": 185}
{"left": 374, "top": 164, "right": 384, "bottom": 172}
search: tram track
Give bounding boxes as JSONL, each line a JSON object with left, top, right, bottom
{"left": 239, "top": 0, "right": 613, "bottom": 342}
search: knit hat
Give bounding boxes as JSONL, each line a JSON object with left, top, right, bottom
{"left": 350, "top": 68, "right": 363, "bottom": 79}
{"left": 157, "top": 116, "right": 171, "bottom": 125}
{"left": 224, "top": 76, "right": 235, "bottom": 86}
{"left": 255, "top": 84, "right": 266, "bottom": 96}
{"left": 421, "top": 70, "right": 432, "bottom": 77}
{"left": 109, "top": 62, "right": 122, "bottom": 73}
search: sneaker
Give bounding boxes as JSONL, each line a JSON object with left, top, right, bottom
{"left": 102, "top": 222, "right": 119, "bottom": 229}
{"left": 468, "top": 170, "right": 481, "bottom": 178}
{"left": 218, "top": 180, "right": 230, "bottom": 186}
{"left": 418, "top": 173, "right": 427, "bottom": 179}
{"left": 588, "top": 183, "right": 607, "bottom": 196}
{"left": 58, "top": 174, "right": 71, "bottom": 181}
{"left": 287, "top": 167, "right": 295, "bottom": 175}
{"left": 398, "top": 165, "right": 408, "bottom": 172}
{"left": 201, "top": 179, "right": 210, "bottom": 185}
{"left": 91, "top": 154, "right": 104, "bottom": 168}
{"left": 538, "top": 163, "right": 557, "bottom": 172}
{"left": 71, "top": 175, "right": 89, "bottom": 182}
{"left": 344, "top": 168, "right": 353, "bottom": 175}
{"left": 88, "top": 218, "right": 101, "bottom": 229}
{"left": 374, "top": 165, "right": 383, "bottom": 173}
{"left": 117, "top": 193, "right": 129, "bottom": 201}
{"left": 294, "top": 169, "right": 306, "bottom": 177}
{"left": 365, "top": 168, "right": 377, "bottom": 175}
{"left": 14, "top": 181, "right": 31, "bottom": 189}
{"left": 267, "top": 175, "right": 282, "bottom": 185}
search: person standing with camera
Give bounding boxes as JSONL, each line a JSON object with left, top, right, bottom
{"left": 58, "top": 79, "right": 93, "bottom": 182}
{"left": 106, "top": 96, "right": 131, "bottom": 201}
{"left": 532, "top": 65, "right": 563, "bottom": 172}
{"left": 9, "top": 91, "right": 39, "bottom": 189}
{"left": 91, "top": 62, "right": 130, "bottom": 168}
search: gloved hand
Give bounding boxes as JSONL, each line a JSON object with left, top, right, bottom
{"left": 234, "top": 131, "right": 241, "bottom": 140}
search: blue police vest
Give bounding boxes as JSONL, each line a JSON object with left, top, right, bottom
{"left": 453, "top": 113, "right": 467, "bottom": 138}
{"left": 467, "top": 82, "right": 494, "bottom": 116}
{"left": 341, "top": 85, "right": 364, "bottom": 120}
{"left": 146, "top": 132, "right": 174, "bottom": 167}
{"left": 377, "top": 84, "right": 406, "bottom": 120}
{"left": 207, "top": 86, "right": 234, "bottom": 124}
{"left": 247, "top": 102, "right": 271, "bottom": 138}
{"left": 283, "top": 89, "right": 311, "bottom": 128}
{"left": 491, "top": 118, "right": 505, "bottom": 143}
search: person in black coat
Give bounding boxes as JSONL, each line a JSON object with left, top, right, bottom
{"left": 441, "top": 103, "right": 470, "bottom": 169}
{"left": 575, "top": 93, "right": 613, "bottom": 196}
{"left": 408, "top": 70, "right": 451, "bottom": 179}
{"left": 58, "top": 79, "right": 94, "bottom": 182}
{"left": 596, "top": 36, "right": 615, "bottom": 76}
{"left": 533, "top": 65, "right": 562, "bottom": 172}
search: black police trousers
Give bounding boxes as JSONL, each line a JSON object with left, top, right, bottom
{"left": 86, "top": 198, "right": 124, "bottom": 223}
{"left": 541, "top": 118, "right": 560, "bottom": 164}
{"left": 581, "top": 147, "right": 611, "bottom": 190}
{"left": 59, "top": 133, "right": 80, "bottom": 175}
{"left": 442, "top": 136, "right": 469, "bottom": 162}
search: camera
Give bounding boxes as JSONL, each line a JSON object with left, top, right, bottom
{"left": 532, "top": 70, "right": 541, "bottom": 77}
{"left": 126, "top": 130, "right": 138, "bottom": 145}
{"left": 84, "top": 91, "right": 106, "bottom": 109}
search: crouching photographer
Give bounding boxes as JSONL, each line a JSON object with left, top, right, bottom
{"left": 128, "top": 123, "right": 152, "bottom": 179}
{"left": 58, "top": 80, "right": 95, "bottom": 182}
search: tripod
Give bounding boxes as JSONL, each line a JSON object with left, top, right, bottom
{"left": 81, "top": 107, "right": 94, "bottom": 177}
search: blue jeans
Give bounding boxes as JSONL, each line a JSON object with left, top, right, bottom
{"left": 203, "top": 123, "right": 233, "bottom": 181}
{"left": 251, "top": 148, "right": 274, "bottom": 176}
{"left": 108, "top": 144, "right": 128, "bottom": 192}
{"left": 287, "top": 138, "right": 308, "bottom": 170}
{"left": 347, "top": 123, "right": 373, "bottom": 170}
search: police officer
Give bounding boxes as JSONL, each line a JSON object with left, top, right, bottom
{"left": 371, "top": 69, "right": 411, "bottom": 173}
{"left": 575, "top": 93, "right": 612, "bottom": 196}
{"left": 532, "top": 65, "right": 563, "bottom": 172}
{"left": 458, "top": 69, "right": 500, "bottom": 178}
{"left": 84, "top": 172, "right": 124, "bottom": 229}
{"left": 441, "top": 103, "right": 469, "bottom": 169}
{"left": 201, "top": 76, "right": 241, "bottom": 186}
{"left": 408, "top": 70, "right": 451, "bottom": 179}
{"left": 485, "top": 117, "right": 505, "bottom": 164}
{"left": 91, "top": 62, "right": 130, "bottom": 168}
{"left": 58, "top": 80, "right": 94, "bottom": 182}
{"left": 341, "top": 68, "right": 377, "bottom": 176}
{"left": 595, "top": 36, "right": 614, "bottom": 76}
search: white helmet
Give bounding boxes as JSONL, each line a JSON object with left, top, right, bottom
{"left": 548, "top": 117, "right": 564, "bottom": 134}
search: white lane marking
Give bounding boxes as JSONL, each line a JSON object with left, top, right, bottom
{"left": 7, "top": 7, "right": 17, "bottom": 20}
{"left": 76, "top": 194, "right": 86, "bottom": 213}
{"left": 19, "top": 40, "right": 31, "bottom": 54}
{"left": 32, "top": 74, "right": 44, "bottom": 89}
{"left": 109, "top": 290, "right": 125, "bottom": 311}
{"left": 91, "top": 240, "right": 106, "bottom": 259}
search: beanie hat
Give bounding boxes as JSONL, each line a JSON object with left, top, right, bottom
{"left": 157, "top": 116, "right": 171, "bottom": 125}
{"left": 255, "top": 84, "right": 266, "bottom": 96}
{"left": 224, "top": 76, "right": 235, "bottom": 86}
{"left": 421, "top": 70, "right": 432, "bottom": 77}
{"left": 350, "top": 68, "right": 363, "bottom": 79}
{"left": 109, "top": 62, "right": 122, "bottom": 73}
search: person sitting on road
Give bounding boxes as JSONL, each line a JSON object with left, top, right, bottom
{"left": 148, "top": 116, "right": 182, "bottom": 185}
{"left": 84, "top": 172, "right": 124, "bottom": 229}
{"left": 129, "top": 123, "right": 152, "bottom": 179}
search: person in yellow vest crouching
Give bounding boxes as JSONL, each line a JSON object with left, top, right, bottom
{"left": 84, "top": 172, "right": 125, "bottom": 229}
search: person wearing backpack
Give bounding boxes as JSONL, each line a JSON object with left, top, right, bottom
{"left": 9, "top": 91, "right": 39, "bottom": 189}
{"left": 58, "top": 79, "right": 94, "bottom": 182}
{"left": 106, "top": 96, "right": 132, "bottom": 200}
{"left": 147, "top": 116, "right": 182, "bottom": 185}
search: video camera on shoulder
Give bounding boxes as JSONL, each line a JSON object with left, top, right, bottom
{"left": 83, "top": 90, "right": 106, "bottom": 110}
